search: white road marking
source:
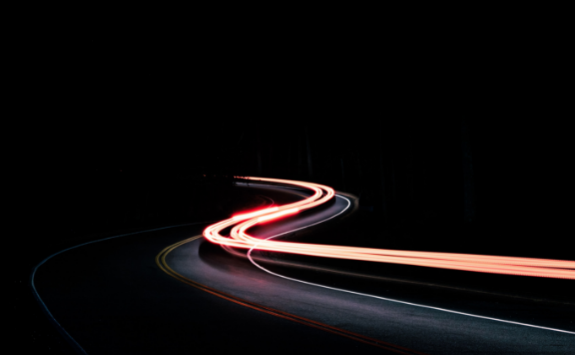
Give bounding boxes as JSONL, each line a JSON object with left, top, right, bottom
{"left": 247, "top": 194, "right": 575, "bottom": 336}
{"left": 30, "top": 222, "right": 213, "bottom": 355}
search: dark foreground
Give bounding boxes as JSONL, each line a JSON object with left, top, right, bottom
{"left": 30, "top": 183, "right": 574, "bottom": 354}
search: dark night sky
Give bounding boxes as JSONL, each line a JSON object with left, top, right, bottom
{"left": 8, "top": 17, "right": 573, "bottom": 355}
{"left": 9, "top": 19, "right": 572, "bottom": 261}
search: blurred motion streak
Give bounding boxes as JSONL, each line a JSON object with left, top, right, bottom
{"left": 203, "top": 177, "right": 575, "bottom": 280}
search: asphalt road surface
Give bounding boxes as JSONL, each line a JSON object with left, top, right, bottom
{"left": 33, "top": 182, "right": 575, "bottom": 354}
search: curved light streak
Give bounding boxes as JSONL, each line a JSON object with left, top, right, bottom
{"left": 246, "top": 208, "right": 575, "bottom": 336}
{"left": 203, "top": 177, "right": 575, "bottom": 280}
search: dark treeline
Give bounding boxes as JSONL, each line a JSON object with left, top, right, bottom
{"left": 231, "top": 122, "right": 465, "bottom": 221}
{"left": 225, "top": 120, "right": 570, "bottom": 260}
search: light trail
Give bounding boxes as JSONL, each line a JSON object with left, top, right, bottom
{"left": 203, "top": 177, "right": 575, "bottom": 280}
{"left": 246, "top": 206, "right": 575, "bottom": 336}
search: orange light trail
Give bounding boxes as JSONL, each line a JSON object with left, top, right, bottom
{"left": 203, "top": 177, "right": 575, "bottom": 280}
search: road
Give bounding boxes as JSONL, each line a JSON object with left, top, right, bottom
{"left": 33, "top": 180, "right": 575, "bottom": 354}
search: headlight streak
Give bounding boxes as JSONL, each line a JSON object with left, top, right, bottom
{"left": 203, "top": 177, "right": 575, "bottom": 280}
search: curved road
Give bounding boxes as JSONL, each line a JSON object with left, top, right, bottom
{"left": 33, "top": 181, "right": 575, "bottom": 354}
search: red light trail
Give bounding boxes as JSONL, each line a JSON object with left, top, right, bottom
{"left": 203, "top": 177, "right": 575, "bottom": 280}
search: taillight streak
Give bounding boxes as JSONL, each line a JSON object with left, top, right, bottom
{"left": 203, "top": 177, "right": 575, "bottom": 280}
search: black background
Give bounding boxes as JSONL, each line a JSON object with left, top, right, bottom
{"left": 8, "top": 17, "right": 573, "bottom": 353}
